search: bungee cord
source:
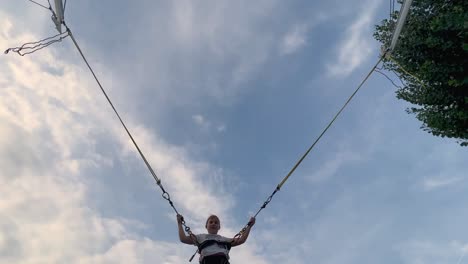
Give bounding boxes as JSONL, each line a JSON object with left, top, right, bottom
{"left": 233, "top": 55, "right": 385, "bottom": 239}
{"left": 27, "top": 0, "right": 51, "bottom": 10}
{"left": 64, "top": 23, "right": 198, "bottom": 240}
{"left": 5, "top": 0, "right": 199, "bottom": 246}
{"left": 247, "top": 0, "right": 420, "bottom": 228}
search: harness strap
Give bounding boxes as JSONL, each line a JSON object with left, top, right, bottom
{"left": 198, "top": 240, "right": 232, "bottom": 252}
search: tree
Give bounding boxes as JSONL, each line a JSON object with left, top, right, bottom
{"left": 374, "top": 0, "right": 468, "bottom": 146}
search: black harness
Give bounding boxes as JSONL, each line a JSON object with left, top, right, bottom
{"left": 197, "top": 239, "right": 232, "bottom": 252}
{"left": 189, "top": 237, "right": 233, "bottom": 263}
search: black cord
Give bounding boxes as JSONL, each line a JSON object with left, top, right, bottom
{"left": 27, "top": 0, "right": 50, "bottom": 10}
{"left": 4, "top": 31, "right": 69, "bottom": 56}
{"left": 374, "top": 69, "right": 402, "bottom": 89}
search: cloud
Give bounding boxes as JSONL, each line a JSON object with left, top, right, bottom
{"left": 78, "top": 239, "right": 187, "bottom": 264}
{"left": 0, "top": 172, "right": 128, "bottom": 263}
{"left": 457, "top": 244, "right": 468, "bottom": 264}
{"left": 280, "top": 24, "right": 308, "bottom": 55}
{"left": 216, "top": 124, "right": 226, "bottom": 132}
{"left": 326, "top": 0, "right": 380, "bottom": 77}
{"left": 423, "top": 176, "right": 464, "bottom": 191}
{"left": 1, "top": 20, "right": 135, "bottom": 263}
{"left": 192, "top": 114, "right": 226, "bottom": 134}
{"left": 395, "top": 240, "right": 468, "bottom": 264}
{"left": 192, "top": 114, "right": 211, "bottom": 132}
{"left": 192, "top": 114, "right": 206, "bottom": 126}
{"left": 306, "top": 148, "right": 364, "bottom": 182}
{"left": 409, "top": 141, "right": 468, "bottom": 192}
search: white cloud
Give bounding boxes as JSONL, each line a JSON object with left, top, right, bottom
{"left": 171, "top": 0, "right": 195, "bottom": 43}
{"left": 192, "top": 114, "right": 225, "bottom": 134}
{"left": 456, "top": 243, "right": 468, "bottom": 264}
{"left": 192, "top": 114, "right": 206, "bottom": 126}
{"left": 423, "top": 176, "right": 464, "bottom": 191}
{"left": 327, "top": 0, "right": 380, "bottom": 77}
{"left": 306, "top": 149, "right": 364, "bottom": 182}
{"left": 216, "top": 124, "right": 226, "bottom": 133}
{"left": 409, "top": 141, "right": 468, "bottom": 192}
{"left": 280, "top": 24, "right": 308, "bottom": 55}
{"left": 192, "top": 114, "right": 211, "bottom": 132}
{"left": 395, "top": 240, "right": 468, "bottom": 264}
{"left": 462, "top": 244, "right": 468, "bottom": 252}
{"left": 1, "top": 21, "right": 136, "bottom": 263}
{"left": 0, "top": 173, "right": 128, "bottom": 264}
{"left": 78, "top": 239, "right": 187, "bottom": 264}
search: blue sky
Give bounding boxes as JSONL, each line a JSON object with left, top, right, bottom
{"left": 1, "top": 0, "right": 467, "bottom": 263}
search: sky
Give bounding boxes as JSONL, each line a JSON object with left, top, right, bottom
{"left": 1, "top": 0, "right": 467, "bottom": 263}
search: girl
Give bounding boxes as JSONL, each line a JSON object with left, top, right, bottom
{"left": 177, "top": 214, "right": 255, "bottom": 264}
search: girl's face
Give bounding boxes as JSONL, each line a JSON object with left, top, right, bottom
{"left": 206, "top": 216, "right": 220, "bottom": 234}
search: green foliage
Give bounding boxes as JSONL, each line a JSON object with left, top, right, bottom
{"left": 374, "top": 0, "right": 468, "bottom": 146}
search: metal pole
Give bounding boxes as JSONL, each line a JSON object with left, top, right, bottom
{"left": 389, "top": 0, "right": 413, "bottom": 52}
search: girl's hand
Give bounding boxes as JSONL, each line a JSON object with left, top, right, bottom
{"left": 248, "top": 217, "right": 256, "bottom": 227}
{"left": 176, "top": 214, "right": 184, "bottom": 224}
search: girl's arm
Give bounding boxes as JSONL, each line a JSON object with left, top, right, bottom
{"left": 177, "top": 214, "right": 195, "bottom": 245}
{"left": 231, "top": 217, "right": 255, "bottom": 247}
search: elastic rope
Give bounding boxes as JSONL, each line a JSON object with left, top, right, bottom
{"left": 27, "top": 0, "right": 50, "bottom": 10}
{"left": 278, "top": 55, "right": 384, "bottom": 189}
{"left": 66, "top": 25, "right": 161, "bottom": 186}
{"left": 64, "top": 24, "right": 195, "bottom": 241}
{"left": 234, "top": 55, "right": 384, "bottom": 238}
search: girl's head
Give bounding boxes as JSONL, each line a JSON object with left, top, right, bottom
{"left": 205, "top": 215, "right": 221, "bottom": 234}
